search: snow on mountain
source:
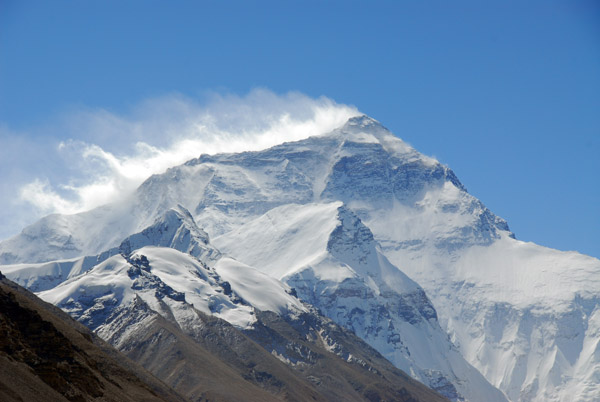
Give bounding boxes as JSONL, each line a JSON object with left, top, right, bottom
{"left": 37, "top": 211, "right": 306, "bottom": 332}
{"left": 213, "top": 201, "right": 506, "bottom": 401}
{"left": 0, "top": 115, "right": 457, "bottom": 264}
{"left": 0, "top": 200, "right": 138, "bottom": 264}
{"left": 6, "top": 207, "right": 450, "bottom": 401}
{"left": 40, "top": 247, "right": 244, "bottom": 330}
{"left": 388, "top": 238, "right": 600, "bottom": 402}
{"left": 1, "top": 255, "right": 98, "bottom": 292}
{"left": 8, "top": 204, "right": 306, "bottom": 334}
{"left": 1, "top": 205, "right": 220, "bottom": 293}
{"left": 117, "top": 204, "right": 222, "bottom": 263}
{"left": 2, "top": 114, "right": 599, "bottom": 401}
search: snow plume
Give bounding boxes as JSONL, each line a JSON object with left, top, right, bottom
{"left": 4, "top": 90, "right": 359, "bottom": 237}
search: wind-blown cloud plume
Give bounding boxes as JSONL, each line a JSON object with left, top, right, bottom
{"left": 0, "top": 90, "right": 359, "bottom": 239}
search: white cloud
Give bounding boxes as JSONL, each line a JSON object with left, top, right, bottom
{"left": 20, "top": 179, "right": 76, "bottom": 215}
{"left": 8, "top": 89, "right": 359, "bottom": 234}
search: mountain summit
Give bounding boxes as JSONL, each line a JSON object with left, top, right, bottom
{"left": 3, "top": 115, "right": 600, "bottom": 401}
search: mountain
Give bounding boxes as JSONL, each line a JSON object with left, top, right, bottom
{"left": 0, "top": 274, "right": 184, "bottom": 402}
{"left": 2, "top": 115, "right": 599, "bottom": 401}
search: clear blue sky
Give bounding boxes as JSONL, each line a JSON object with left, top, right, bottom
{"left": 1, "top": 0, "right": 599, "bottom": 258}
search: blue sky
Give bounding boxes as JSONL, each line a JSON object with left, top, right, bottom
{"left": 1, "top": 0, "right": 599, "bottom": 258}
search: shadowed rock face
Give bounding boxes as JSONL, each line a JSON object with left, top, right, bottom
{"left": 0, "top": 277, "right": 183, "bottom": 402}
{"left": 106, "top": 297, "right": 450, "bottom": 402}
{"left": 0, "top": 289, "right": 105, "bottom": 400}
{"left": 246, "top": 310, "right": 451, "bottom": 402}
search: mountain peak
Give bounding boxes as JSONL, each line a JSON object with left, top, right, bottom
{"left": 338, "top": 114, "right": 392, "bottom": 139}
{"left": 344, "top": 114, "right": 384, "bottom": 130}
{"left": 330, "top": 114, "right": 434, "bottom": 165}
{"left": 119, "top": 205, "right": 221, "bottom": 263}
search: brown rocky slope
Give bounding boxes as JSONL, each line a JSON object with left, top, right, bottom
{"left": 0, "top": 275, "right": 184, "bottom": 402}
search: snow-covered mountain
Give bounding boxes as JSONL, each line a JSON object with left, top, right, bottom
{"left": 2, "top": 115, "right": 599, "bottom": 401}
{"left": 13, "top": 206, "right": 306, "bottom": 331}
{"left": 5, "top": 206, "right": 449, "bottom": 401}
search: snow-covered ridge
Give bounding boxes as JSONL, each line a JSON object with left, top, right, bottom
{"left": 117, "top": 204, "right": 221, "bottom": 263}
{"left": 1, "top": 205, "right": 221, "bottom": 293}
{"left": 0, "top": 256, "right": 98, "bottom": 292}
{"left": 33, "top": 205, "right": 307, "bottom": 331}
{"left": 5, "top": 204, "right": 307, "bottom": 333}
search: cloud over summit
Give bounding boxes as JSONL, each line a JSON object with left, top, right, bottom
{"left": 1, "top": 90, "right": 359, "bottom": 239}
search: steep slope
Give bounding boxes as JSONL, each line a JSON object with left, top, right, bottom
{"left": 214, "top": 201, "right": 506, "bottom": 402}
{"left": 0, "top": 275, "right": 184, "bottom": 402}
